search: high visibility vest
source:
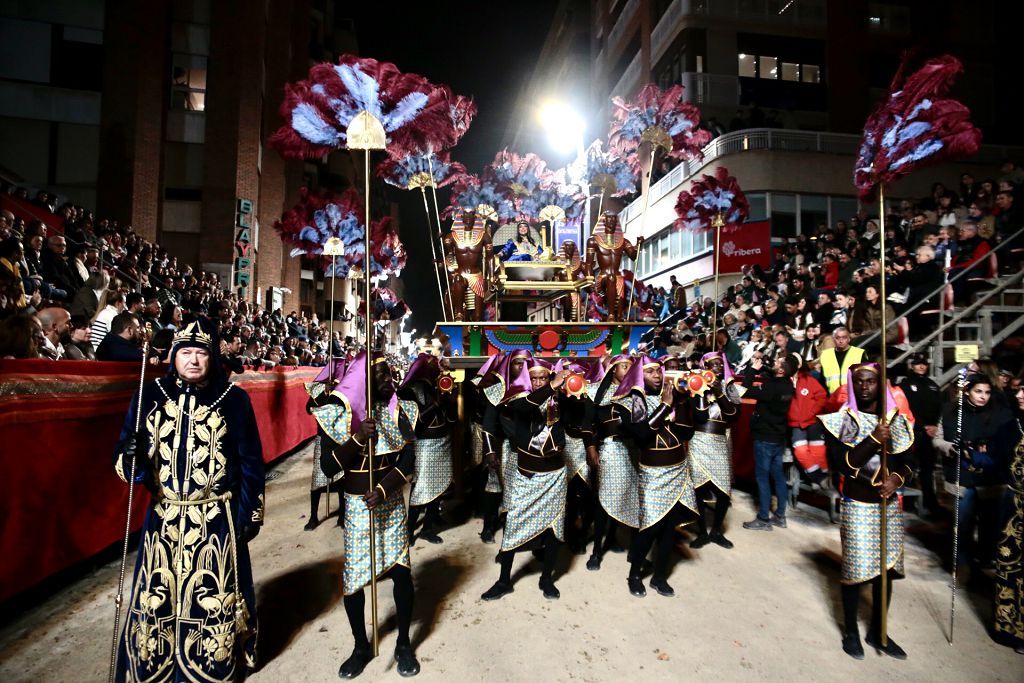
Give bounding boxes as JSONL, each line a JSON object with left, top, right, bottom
{"left": 821, "top": 346, "right": 865, "bottom": 394}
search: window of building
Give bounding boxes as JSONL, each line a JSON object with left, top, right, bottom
{"left": 758, "top": 56, "right": 778, "bottom": 79}
{"left": 801, "top": 64, "right": 820, "bottom": 83}
{"left": 747, "top": 192, "right": 767, "bottom": 221}
{"left": 867, "top": 3, "right": 911, "bottom": 33}
{"left": 800, "top": 195, "right": 828, "bottom": 235}
{"left": 738, "top": 53, "right": 756, "bottom": 78}
{"left": 171, "top": 53, "right": 207, "bottom": 111}
{"left": 781, "top": 62, "right": 800, "bottom": 82}
{"left": 770, "top": 192, "right": 797, "bottom": 238}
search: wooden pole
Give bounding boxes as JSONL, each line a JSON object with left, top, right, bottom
{"left": 878, "top": 183, "right": 890, "bottom": 648}
{"left": 363, "top": 150, "right": 379, "bottom": 658}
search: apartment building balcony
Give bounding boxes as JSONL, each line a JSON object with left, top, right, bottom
{"left": 681, "top": 72, "right": 740, "bottom": 108}
{"left": 607, "top": 0, "right": 639, "bottom": 53}
{"left": 611, "top": 51, "right": 642, "bottom": 98}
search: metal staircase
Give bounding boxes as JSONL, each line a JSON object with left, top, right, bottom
{"left": 860, "top": 225, "right": 1024, "bottom": 388}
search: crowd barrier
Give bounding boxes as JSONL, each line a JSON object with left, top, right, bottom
{"left": 0, "top": 360, "right": 317, "bottom": 602}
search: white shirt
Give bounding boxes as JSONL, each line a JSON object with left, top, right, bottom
{"left": 90, "top": 305, "right": 118, "bottom": 347}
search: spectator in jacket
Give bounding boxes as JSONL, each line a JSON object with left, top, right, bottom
{"left": 95, "top": 312, "right": 144, "bottom": 362}
{"left": 949, "top": 220, "right": 992, "bottom": 304}
{"left": 742, "top": 354, "right": 798, "bottom": 530}
{"left": 788, "top": 357, "right": 830, "bottom": 486}
{"left": 69, "top": 271, "right": 109, "bottom": 320}
{"left": 897, "top": 353, "right": 942, "bottom": 515}
{"left": 934, "top": 374, "right": 1014, "bottom": 575}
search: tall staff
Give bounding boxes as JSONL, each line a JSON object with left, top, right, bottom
{"left": 949, "top": 367, "right": 969, "bottom": 644}
{"left": 108, "top": 325, "right": 151, "bottom": 683}
{"left": 710, "top": 212, "right": 726, "bottom": 352}
{"left": 877, "top": 186, "right": 891, "bottom": 647}
{"left": 625, "top": 131, "right": 670, "bottom": 320}
{"left": 347, "top": 109, "right": 387, "bottom": 657}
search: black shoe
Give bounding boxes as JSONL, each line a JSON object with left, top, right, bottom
{"left": 770, "top": 514, "right": 787, "bottom": 529}
{"left": 807, "top": 470, "right": 829, "bottom": 486}
{"left": 865, "top": 633, "right": 907, "bottom": 660}
{"left": 689, "top": 533, "right": 711, "bottom": 549}
{"left": 628, "top": 576, "right": 647, "bottom": 597}
{"left": 481, "top": 581, "right": 514, "bottom": 601}
{"left": 395, "top": 645, "right": 421, "bottom": 677}
{"left": 480, "top": 527, "right": 496, "bottom": 544}
{"left": 539, "top": 578, "right": 560, "bottom": 600}
{"left": 419, "top": 530, "right": 443, "bottom": 545}
{"left": 586, "top": 554, "right": 602, "bottom": 571}
{"left": 842, "top": 633, "right": 864, "bottom": 660}
{"left": 303, "top": 517, "right": 319, "bottom": 531}
{"left": 710, "top": 531, "right": 734, "bottom": 549}
{"left": 650, "top": 576, "right": 675, "bottom": 597}
{"left": 338, "top": 645, "right": 372, "bottom": 678}
{"left": 606, "top": 542, "right": 626, "bottom": 554}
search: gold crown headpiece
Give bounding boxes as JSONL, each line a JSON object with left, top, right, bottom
{"left": 172, "top": 320, "right": 214, "bottom": 349}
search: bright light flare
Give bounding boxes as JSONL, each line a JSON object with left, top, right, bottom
{"left": 539, "top": 100, "right": 585, "bottom": 156}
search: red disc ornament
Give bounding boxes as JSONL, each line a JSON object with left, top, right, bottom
{"left": 437, "top": 373, "right": 455, "bottom": 393}
{"left": 564, "top": 372, "right": 587, "bottom": 397}
{"left": 537, "top": 329, "right": 561, "bottom": 351}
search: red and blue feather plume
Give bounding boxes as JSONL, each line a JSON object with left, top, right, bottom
{"left": 673, "top": 167, "right": 749, "bottom": 232}
{"left": 376, "top": 151, "right": 467, "bottom": 190}
{"left": 444, "top": 173, "right": 516, "bottom": 221}
{"left": 608, "top": 84, "right": 711, "bottom": 174}
{"left": 275, "top": 188, "right": 406, "bottom": 278}
{"left": 269, "top": 55, "right": 450, "bottom": 160}
{"left": 568, "top": 139, "right": 638, "bottom": 196}
{"left": 485, "top": 149, "right": 553, "bottom": 199}
{"left": 854, "top": 54, "right": 982, "bottom": 201}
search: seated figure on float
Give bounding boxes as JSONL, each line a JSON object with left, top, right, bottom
{"left": 586, "top": 211, "right": 642, "bottom": 322}
{"left": 442, "top": 208, "right": 492, "bottom": 322}
{"left": 498, "top": 220, "right": 545, "bottom": 262}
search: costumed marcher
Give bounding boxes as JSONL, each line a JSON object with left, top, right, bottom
{"left": 467, "top": 352, "right": 504, "bottom": 538}
{"left": 933, "top": 373, "right": 1013, "bottom": 576}
{"left": 993, "top": 383, "right": 1024, "bottom": 654}
{"left": 688, "top": 351, "right": 744, "bottom": 549}
{"left": 481, "top": 360, "right": 570, "bottom": 601}
{"left": 818, "top": 363, "right": 915, "bottom": 660}
{"left": 304, "top": 357, "right": 347, "bottom": 530}
{"left": 586, "top": 353, "right": 640, "bottom": 570}
{"left": 112, "top": 317, "right": 264, "bottom": 682}
{"left": 560, "top": 359, "right": 599, "bottom": 553}
{"left": 480, "top": 350, "right": 533, "bottom": 543}
{"left": 616, "top": 356, "right": 697, "bottom": 598}
{"left": 401, "top": 353, "right": 457, "bottom": 545}
{"left": 315, "top": 351, "right": 422, "bottom": 678}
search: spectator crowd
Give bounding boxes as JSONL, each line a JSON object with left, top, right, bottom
{"left": 0, "top": 182, "right": 346, "bottom": 368}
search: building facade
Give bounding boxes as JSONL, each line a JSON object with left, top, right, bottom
{"left": 512, "top": 0, "right": 1022, "bottom": 302}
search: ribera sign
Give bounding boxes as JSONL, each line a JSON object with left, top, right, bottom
{"left": 715, "top": 219, "right": 770, "bottom": 272}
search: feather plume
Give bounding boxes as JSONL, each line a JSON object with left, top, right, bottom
{"left": 854, "top": 54, "right": 982, "bottom": 201}
{"left": 443, "top": 173, "right": 516, "bottom": 220}
{"left": 608, "top": 84, "right": 711, "bottom": 174}
{"left": 269, "top": 55, "right": 452, "bottom": 160}
{"left": 673, "top": 167, "right": 749, "bottom": 232}
{"left": 567, "top": 139, "right": 638, "bottom": 196}
{"left": 376, "top": 151, "right": 467, "bottom": 190}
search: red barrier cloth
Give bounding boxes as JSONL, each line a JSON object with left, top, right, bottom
{"left": 0, "top": 360, "right": 317, "bottom": 602}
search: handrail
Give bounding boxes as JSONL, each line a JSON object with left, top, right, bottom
{"left": 856, "top": 223, "right": 1024, "bottom": 350}
{"left": 621, "top": 127, "right": 1024, "bottom": 226}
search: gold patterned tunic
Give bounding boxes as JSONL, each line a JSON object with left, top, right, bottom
{"left": 994, "top": 423, "right": 1024, "bottom": 650}
{"left": 114, "top": 377, "right": 265, "bottom": 683}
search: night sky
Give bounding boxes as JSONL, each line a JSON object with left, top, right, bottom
{"left": 346, "top": 2, "right": 559, "bottom": 334}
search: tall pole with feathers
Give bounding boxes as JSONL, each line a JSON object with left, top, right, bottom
{"left": 609, "top": 84, "right": 709, "bottom": 321}
{"left": 270, "top": 54, "right": 456, "bottom": 659}
{"left": 853, "top": 53, "right": 981, "bottom": 647}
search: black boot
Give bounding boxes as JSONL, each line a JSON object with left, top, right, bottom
{"left": 710, "top": 531, "right": 734, "bottom": 549}
{"left": 650, "top": 576, "right": 675, "bottom": 597}
{"left": 865, "top": 632, "right": 907, "bottom": 660}
{"left": 304, "top": 490, "right": 322, "bottom": 531}
{"left": 539, "top": 576, "right": 560, "bottom": 600}
{"left": 395, "top": 644, "right": 421, "bottom": 677}
{"left": 842, "top": 632, "right": 864, "bottom": 660}
{"left": 586, "top": 552, "right": 602, "bottom": 571}
{"left": 628, "top": 574, "right": 646, "bottom": 597}
{"left": 481, "top": 581, "right": 514, "bottom": 601}
{"left": 689, "top": 533, "right": 711, "bottom": 549}
{"left": 479, "top": 525, "right": 496, "bottom": 544}
{"left": 338, "top": 644, "right": 372, "bottom": 678}
{"left": 419, "top": 528, "right": 443, "bottom": 544}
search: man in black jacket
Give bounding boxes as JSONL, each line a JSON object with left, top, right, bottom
{"left": 899, "top": 246, "right": 945, "bottom": 339}
{"left": 95, "top": 312, "right": 144, "bottom": 361}
{"left": 742, "top": 354, "right": 797, "bottom": 530}
{"left": 897, "top": 353, "right": 942, "bottom": 515}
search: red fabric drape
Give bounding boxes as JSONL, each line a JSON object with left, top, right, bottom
{"left": 0, "top": 360, "right": 316, "bottom": 602}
